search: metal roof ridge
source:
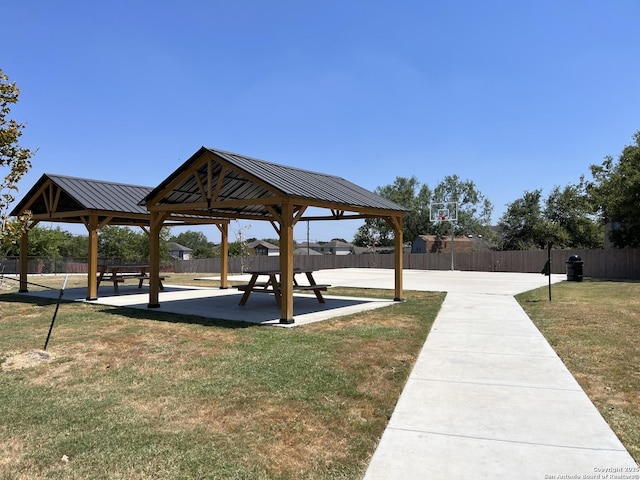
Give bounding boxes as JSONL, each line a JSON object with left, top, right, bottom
{"left": 45, "top": 172, "right": 153, "bottom": 189}
{"left": 203, "top": 146, "right": 344, "bottom": 180}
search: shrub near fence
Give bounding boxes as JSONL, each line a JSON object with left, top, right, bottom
{"left": 3, "top": 249, "right": 639, "bottom": 280}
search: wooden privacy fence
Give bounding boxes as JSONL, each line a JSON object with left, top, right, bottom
{"left": 3, "top": 249, "right": 639, "bottom": 280}
{"left": 171, "top": 249, "right": 640, "bottom": 280}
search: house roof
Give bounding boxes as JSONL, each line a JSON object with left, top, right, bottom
{"left": 142, "top": 146, "right": 407, "bottom": 221}
{"left": 167, "top": 242, "right": 193, "bottom": 252}
{"left": 415, "top": 234, "right": 473, "bottom": 243}
{"left": 248, "top": 240, "right": 279, "bottom": 250}
{"left": 322, "top": 240, "right": 354, "bottom": 248}
{"left": 294, "top": 247, "right": 323, "bottom": 255}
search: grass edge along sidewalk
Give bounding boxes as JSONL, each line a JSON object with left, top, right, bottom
{"left": 517, "top": 279, "right": 640, "bottom": 465}
{"left": 0, "top": 276, "right": 444, "bottom": 480}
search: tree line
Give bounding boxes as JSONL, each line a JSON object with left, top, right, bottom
{"left": 354, "top": 131, "right": 640, "bottom": 251}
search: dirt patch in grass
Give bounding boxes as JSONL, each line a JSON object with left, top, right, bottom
{"left": 1, "top": 350, "right": 54, "bottom": 371}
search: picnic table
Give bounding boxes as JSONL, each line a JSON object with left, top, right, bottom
{"left": 97, "top": 264, "right": 165, "bottom": 293}
{"left": 236, "top": 269, "right": 330, "bottom": 307}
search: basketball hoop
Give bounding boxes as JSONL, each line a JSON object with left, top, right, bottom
{"left": 430, "top": 203, "right": 457, "bottom": 224}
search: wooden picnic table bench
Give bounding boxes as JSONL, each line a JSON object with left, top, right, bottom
{"left": 236, "top": 269, "right": 330, "bottom": 307}
{"left": 97, "top": 265, "right": 166, "bottom": 293}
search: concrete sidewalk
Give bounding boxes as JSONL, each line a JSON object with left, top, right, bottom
{"left": 363, "top": 276, "right": 638, "bottom": 479}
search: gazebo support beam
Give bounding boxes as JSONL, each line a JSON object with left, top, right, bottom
{"left": 147, "top": 211, "right": 167, "bottom": 308}
{"left": 217, "top": 222, "right": 229, "bottom": 289}
{"left": 279, "top": 201, "right": 295, "bottom": 324}
{"left": 385, "top": 215, "right": 404, "bottom": 302}
{"left": 19, "top": 229, "right": 29, "bottom": 292}
{"left": 85, "top": 215, "right": 99, "bottom": 300}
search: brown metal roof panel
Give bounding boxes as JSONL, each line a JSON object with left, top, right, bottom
{"left": 49, "top": 175, "right": 151, "bottom": 214}
{"left": 206, "top": 147, "right": 407, "bottom": 211}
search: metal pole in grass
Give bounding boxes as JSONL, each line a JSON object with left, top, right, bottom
{"left": 547, "top": 241, "right": 552, "bottom": 301}
{"left": 44, "top": 274, "right": 69, "bottom": 351}
{"left": 540, "top": 241, "right": 552, "bottom": 302}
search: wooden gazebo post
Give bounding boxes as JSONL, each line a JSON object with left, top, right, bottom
{"left": 217, "top": 222, "right": 229, "bottom": 289}
{"left": 85, "top": 215, "right": 99, "bottom": 300}
{"left": 387, "top": 215, "right": 404, "bottom": 301}
{"left": 279, "top": 201, "right": 295, "bottom": 324}
{"left": 19, "top": 229, "right": 29, "bottom": 292}
{"left": 147, "top": 211, "right": 165, "bottom": 308}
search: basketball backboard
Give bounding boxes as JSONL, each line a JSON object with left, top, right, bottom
{"left": 430, "top": 202, "right": 458, "bottom": 223}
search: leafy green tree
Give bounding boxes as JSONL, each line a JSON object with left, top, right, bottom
{"left": 1, "top": 225, "right": 66, "bottom": 257}
{"left": 587, "top": 131, "right": 640, "bottom": 247}
{"left": 353, "top": 175, "right": 493, "bottom": 247}
{"left": 0, "top": 69, "right": 35, "bottom": 243}
{"left": 169, "top": 230, "right": 217, "bottom": 258}
{"left": 432, "top": 174, "right": 493, "bottom": 238}
{"left": 98, "top": 226, "right": 171, "bottom": 262}
{"left": 498, "top": 190, "right": 548, "bottom": 250}
{"left": 544, "top": 183, "right": 603, "bottom": 249}
{"left": 354, "top": 176, "right": 428, "bottom": 247}
{"left": 498, "top": 182, "right": 603, "bottom": 250}
{"left": 170, "top": 230, "right": 209, "bottom": 250}
{"left": 59, "top": 233, "right": 89, "bottom": 258}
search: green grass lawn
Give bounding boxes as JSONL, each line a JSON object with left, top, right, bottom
{"left": 517, "top": 279, "right": 640, "bottom": 464}
{"left": 0, "top": 274, "right": 444, "bottom": 480}
{"left": 3, "top": 274, "right": 638, "bottom": 477}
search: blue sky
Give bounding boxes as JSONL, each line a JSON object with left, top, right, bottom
{"left": 4, "top": 0, "right": 639, "bottom": 244}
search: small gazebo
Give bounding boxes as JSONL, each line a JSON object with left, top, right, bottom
{"left": 141, "top": 147, "right": 407, "bottom": 323}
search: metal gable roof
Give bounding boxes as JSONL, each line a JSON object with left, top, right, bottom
{"left": 11, "top": 173, "right": 229, "bottom": 227}
{"left": 143, "top": 146, "right": 407, "bottom": 215}
{"left": 206, "top": 147, "right": 406, "bottom": 211}
{"left": 11, "top": 173, "right": 151, "bottom": 217}
{"left": 49, "top": 174, "right": 151, "bottom": 214}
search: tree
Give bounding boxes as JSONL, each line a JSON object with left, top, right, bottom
{"left": 431, "top": 174, "right": 493, "bottom": 238}
{"left": 498, "top": 182, "right": 604, "bottom": 251}
{"left": 0, "top": 69, "right": 35, "bottom": 243}
{"left": 98, "top": 226, "right": 170, "bottom": 262}
{"left": 169, "top": 230, "right": 216, "bottom": 258}
{"left": 498, "top": 190, "right": 548, "bottom": 250}
{"left": 1, "top": 225, "right": 67, "bottom": 257}
{"left": 354, "top": 176, "right": 430, "bottom": 247}
{"left": 353, "top": 175, "right": 493, "bottom": 247}
{"left": 59, "top": 233, "right": 89, "bottom": 258}
{"left": 587, "top": 131, "right": 640, "bottom": 248}
{"left": 544, "top": 183, "right": 603, "bottom": 249}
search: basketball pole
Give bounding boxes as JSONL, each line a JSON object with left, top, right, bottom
{"left": 451, "top": 224, "right": 454, "bottom": 271}
{"left": 430, "top": 202, "right": 458, "bottom": 271}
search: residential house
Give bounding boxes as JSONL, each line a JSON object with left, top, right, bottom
{"left": 297, "top": 240, "right": 355, "bottom": 255}
{"left": 247, "top": 240, "right": 279, "bottom": 256}
{"left": 411, "top": 235, "right": 474, "bottom": 254}
{"left": 168, "top": 242, "right": 193, "bottom": 260}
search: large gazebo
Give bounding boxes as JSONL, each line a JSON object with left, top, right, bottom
{"left": 11, "top": 146, "right": 407, "bottom": 323}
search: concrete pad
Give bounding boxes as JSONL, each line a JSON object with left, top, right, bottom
{"left": 18, "top": 282, "right": 396, "bottom": 328}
